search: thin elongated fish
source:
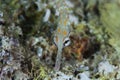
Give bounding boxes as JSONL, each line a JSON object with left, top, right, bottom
{"left": 53, "top": 0, "right": 72, "bottom": 71}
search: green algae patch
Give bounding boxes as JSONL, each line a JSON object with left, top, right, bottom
{"left": 99, "top": 1, "right": 120, "bottom": 52}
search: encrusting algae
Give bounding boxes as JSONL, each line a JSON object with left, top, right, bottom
{"left": 1, "top": 0, "right": 120, "bottom": 80}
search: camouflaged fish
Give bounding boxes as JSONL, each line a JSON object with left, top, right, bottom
{"left": 53, "top": 0, "right": 72, "bottom": 71}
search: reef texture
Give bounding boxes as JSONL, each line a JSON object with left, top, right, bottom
{"left": 0, "top": 0, "right": 120, "bottom": 80}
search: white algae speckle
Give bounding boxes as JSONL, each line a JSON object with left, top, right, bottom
{"left": 43, "top": 9, "right": 51, "bottom": 22}
{"left": 52, "top": 71, "right": 74, "bottom": 80}
{"left": 37, "top": 46, "right": 43, "bottom": 57}
{"left": 98, "top": 61, "right": 115, "bottom": 75}
{"left": 78, "top": 71, "right": 90, "bottom": 80}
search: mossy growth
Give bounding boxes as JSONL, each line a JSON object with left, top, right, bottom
{"left": 33, "top": 66, "right": 48, "bottom": 80}
{"left": 99, "top": 1, "right": 120, "bottom": 52}
{"left": 31, "top": 56, "right": 49, "bottom": 80}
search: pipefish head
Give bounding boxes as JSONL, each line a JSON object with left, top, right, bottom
{"left": 54, "top": 27, "right": 71, "bottom": 50}
{"left": 53, "top": 28, "right": 71, "bottom": 71}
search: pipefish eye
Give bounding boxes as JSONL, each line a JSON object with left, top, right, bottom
{"left": 63, "top": 37, "right": 71, "bottom": 47}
